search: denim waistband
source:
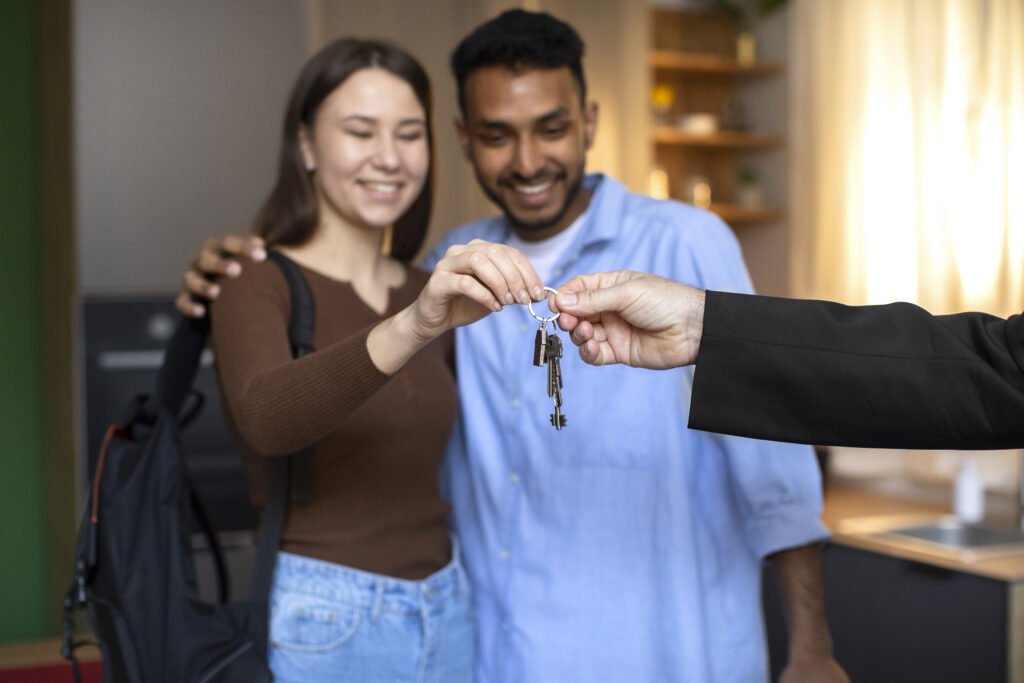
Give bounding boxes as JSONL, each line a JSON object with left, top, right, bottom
{"left": 272, "top": 535, "right": 467, "bottom": 616}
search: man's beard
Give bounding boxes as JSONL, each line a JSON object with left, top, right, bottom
{"left": 475, "top": 162, "right": 586, "bottom": 234}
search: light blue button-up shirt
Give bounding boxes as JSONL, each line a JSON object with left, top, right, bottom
{"left": 423, "top": 174, "right": 828, "bottom": 682}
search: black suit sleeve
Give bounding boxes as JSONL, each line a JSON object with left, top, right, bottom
{"left": 688, "top": 291, "right": 1024, "bottom": 450}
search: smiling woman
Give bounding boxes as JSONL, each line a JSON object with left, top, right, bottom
{"left": 205, "top": 37, "right": 544, "bottom": 683}
{"left": 296, "top": 69, "right": 428, "bottom": 251}
{"left": 254, "top": 39, "right": 434, "bottom": 263}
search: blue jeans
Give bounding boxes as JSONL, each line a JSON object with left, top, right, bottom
{"left": 268, "top": 540, "right": 475, "bottom": 683}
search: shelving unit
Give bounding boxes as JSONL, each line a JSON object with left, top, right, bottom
{"left": 649, "top": 8, "right": 785, "bottom": 225}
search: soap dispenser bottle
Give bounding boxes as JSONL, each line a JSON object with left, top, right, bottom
{"left": 954, "top": 458, "right": 984, "bottom": 524}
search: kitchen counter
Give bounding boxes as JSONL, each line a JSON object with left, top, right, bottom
{"left": 820, "top": 478, "right": 1024, "bottom": 682}
{"left": 823, "top": 479, "right": 1024, "bottom": 582}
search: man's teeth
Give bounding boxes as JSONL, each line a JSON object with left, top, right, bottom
{"left": 365, "top": 182, "right": 400, "bottom": 193}
{"left": 514, "top": 180, "right": 554, "bottom": 195}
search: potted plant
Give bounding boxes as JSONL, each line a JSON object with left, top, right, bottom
{"left": 736, "top": 166, "right": 762, "bottom": 208}
{"left": 705, "top": 0, "right": 787, "bottom": 65}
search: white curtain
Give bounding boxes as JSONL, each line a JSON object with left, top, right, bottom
{"left": 789, "top": 0, "right": 1024, "bottom": 317}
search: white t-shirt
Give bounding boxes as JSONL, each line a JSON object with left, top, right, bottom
{"left": 505, "top": 212, "right": 587, "bottom": 286}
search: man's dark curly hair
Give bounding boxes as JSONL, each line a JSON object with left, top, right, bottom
{"left": 450, "top": 9, "right": 587, "bottom": 116}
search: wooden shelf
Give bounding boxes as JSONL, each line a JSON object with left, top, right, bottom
{"left": 648, "top": 50, "right": 782, "bottom": 76}
{"left": 652, "top": 127, "right": 782, "bottom": 148}
{"left": 707, "top": 204, "right": 785, "bottom": 224}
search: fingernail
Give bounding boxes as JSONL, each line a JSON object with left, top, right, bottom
{"left": 518, "top": 289, "right": 529, "bottom": 304}
{"left": 226, "top": 262, "right": 241, "bottom": 277}
{"left": 493, "top": 301, "right": 503, "bottom": 312}
{"left": 532, "top": 286, "right": 545, "bottom": 300}
{"left": 557, "top": 291, "right": 577, "bottom": 305}
{"left": 252, "top": 248, "right": 267, "bottom": 261}
{"left": 504, "top": 292, "right": 514, "bottom": 305}
{"left": 208, "top": 284, "right": 220, "bottom": 297}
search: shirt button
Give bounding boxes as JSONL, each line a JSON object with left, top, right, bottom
{"left": 502, "top": 622, "right": 510, "bottom": 631}
{"left": 500, "top": 549, "right": 510, "bottom": 561}
{"left": 519, "top": 323, "right": 527, "bottom": 333}
{"left": 553, "top": 267, "right": 563, "bottom": 277}
{"left": 508, "top": 473, "right": 519, "bottom": 484}
{"left": 510, "top": 398, "right": 520, "bottom": 409}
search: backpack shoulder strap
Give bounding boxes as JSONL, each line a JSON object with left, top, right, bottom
{"left": 249, "top": 251, "right": 317, "bottom": 616}
{"left": 155, "top": 315, "right": 210, "bottom": 416}
{"left": 266, "top": 251, "right": 316, "bottom": 503}
{"left": 267, "top": 251, "right": 315, "bottom": 359}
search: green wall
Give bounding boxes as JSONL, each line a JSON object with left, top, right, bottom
{"left": 0, "top": 0, "right": 50, "bottom": 642}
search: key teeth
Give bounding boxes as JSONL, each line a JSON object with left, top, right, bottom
{"left": 549, "top": 414, "right": 567, "bottom": 430}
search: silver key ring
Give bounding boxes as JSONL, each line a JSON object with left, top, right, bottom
{"left": 527, "top": 286, "right": 561, "bottom": 323}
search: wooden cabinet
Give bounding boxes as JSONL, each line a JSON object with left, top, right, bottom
{"left": 648, "top": 8, "right": 784, "bottom": 225}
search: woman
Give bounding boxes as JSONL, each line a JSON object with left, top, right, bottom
{"left": 209, "top": 38, "right": 542, "bottom": 682}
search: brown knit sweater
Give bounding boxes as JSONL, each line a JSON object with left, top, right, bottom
{"left": 209, "top": 255, "right": 457, "bottom": 579}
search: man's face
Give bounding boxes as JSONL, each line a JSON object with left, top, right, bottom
{"left": 457, "top": 65, "right": 598, "bottom": 241}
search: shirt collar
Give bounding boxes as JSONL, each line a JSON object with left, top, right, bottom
{"left": 575, "top": 173, "right": 624, "bottom": 250}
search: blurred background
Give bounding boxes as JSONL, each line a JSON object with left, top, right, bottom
{"left": 2, "top": 0, "right": 1022, "bottom": 678}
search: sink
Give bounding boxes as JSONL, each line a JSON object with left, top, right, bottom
{"left": 888, "top": 521, "right": 1024, "bottom": 548}
{"left": 836, "top": 515, "right": 1024, "bottom": 562}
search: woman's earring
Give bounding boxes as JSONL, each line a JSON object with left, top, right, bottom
{"left": 304, "top": 160, "right": 315, "bottom": 173}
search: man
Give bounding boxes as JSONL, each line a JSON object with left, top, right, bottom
{"left": 551, "top": 269, "right": 1024, "bottom": 450}
{"left": 181, "top": 10, "right": 846, "bottom": 682}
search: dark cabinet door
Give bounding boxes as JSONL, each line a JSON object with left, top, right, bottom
{"left": 763, "top": 542, "right": 1008, "bottom": 682}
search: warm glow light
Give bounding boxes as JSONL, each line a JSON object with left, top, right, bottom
{"left": 811, "top": 0, "right": 1024, "bottom": 316}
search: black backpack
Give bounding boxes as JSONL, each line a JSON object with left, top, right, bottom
{"left": 63, "top": 252, "right": 315, "bottom": 683}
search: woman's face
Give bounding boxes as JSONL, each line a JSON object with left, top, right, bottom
{"left": 300, "top": 68, "right": 429, "bottom": 232}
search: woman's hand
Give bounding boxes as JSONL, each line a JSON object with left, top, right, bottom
{"left": 368, "top": 240, "right": 544, "bottom": 373}
{"left": 408, "top": 239, "right": 545, "bottom": 341}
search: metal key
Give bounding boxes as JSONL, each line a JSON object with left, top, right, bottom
{"left": 526, "top": 286, "right": 567, "bottom": 430}
{"left": 545, "top": 333, "right": 562, "bottom": 396}
{"left": 545, "top": 331, "right": 567, "bottom": 430}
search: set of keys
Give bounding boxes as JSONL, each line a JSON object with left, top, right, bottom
{"left": 529, "top": 287, "right": 566, "bottom": 430}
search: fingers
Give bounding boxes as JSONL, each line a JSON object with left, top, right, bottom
{"left": 220, "top": 235, "right": 267, "bottom": 261}
{"left": 192, "top": 236, "right": 265, "bottom": 278}
{"left": 554, "top": 271, "right": 643, "bottom": 314}
{"left": 176, "top": 270, "right": 218, "bottom": 318}
{"left": 435, "top": 271, "right": 503, "bottom": 313}
{"left": 184, "top": 270, "right": 220, "bottom": 300}
{"left": 578, "top": 338, "right": 618, "bottom": 366}
{"left": 568, "top": 319, "right": 615, "bottom": 366}
{"left": 439, "top": 241, "right": 544, "bottom": 307}
{"left": 552, "top": 270, "right": 644, "bottom": 304}
{"left": 551, "top": 271, "right": 641, "bottom": 331}
{"left": 179, "top": 234, "right": 262, "bottom": 320}
{"left": 569, "top": 319, "right": 601, "bottom": 347}
{"left": 175, "top": 292, "right": 206, "bottom": 318}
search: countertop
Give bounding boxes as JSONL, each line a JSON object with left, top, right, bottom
{"left": 823, "top": 479, "right": 1024, "bottom": 583}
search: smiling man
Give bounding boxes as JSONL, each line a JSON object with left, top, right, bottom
{"left": 420, "top": 10, "right": 845, "bottom": 683}
{"left": 455, "top": 63, "right": 595, "bottom": 240}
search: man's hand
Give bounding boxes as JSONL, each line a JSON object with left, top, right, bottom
{"left": 174, "top": 235, "right": 267, "bottom": 318}
{"left": 780, "top": 655, "right": 850, "bottom": 683}
{"left": 550, "top": 270, "right": 705, "bottom": 370}
{"left": 771, "top": 544, "right": 850, "bottom": 683}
